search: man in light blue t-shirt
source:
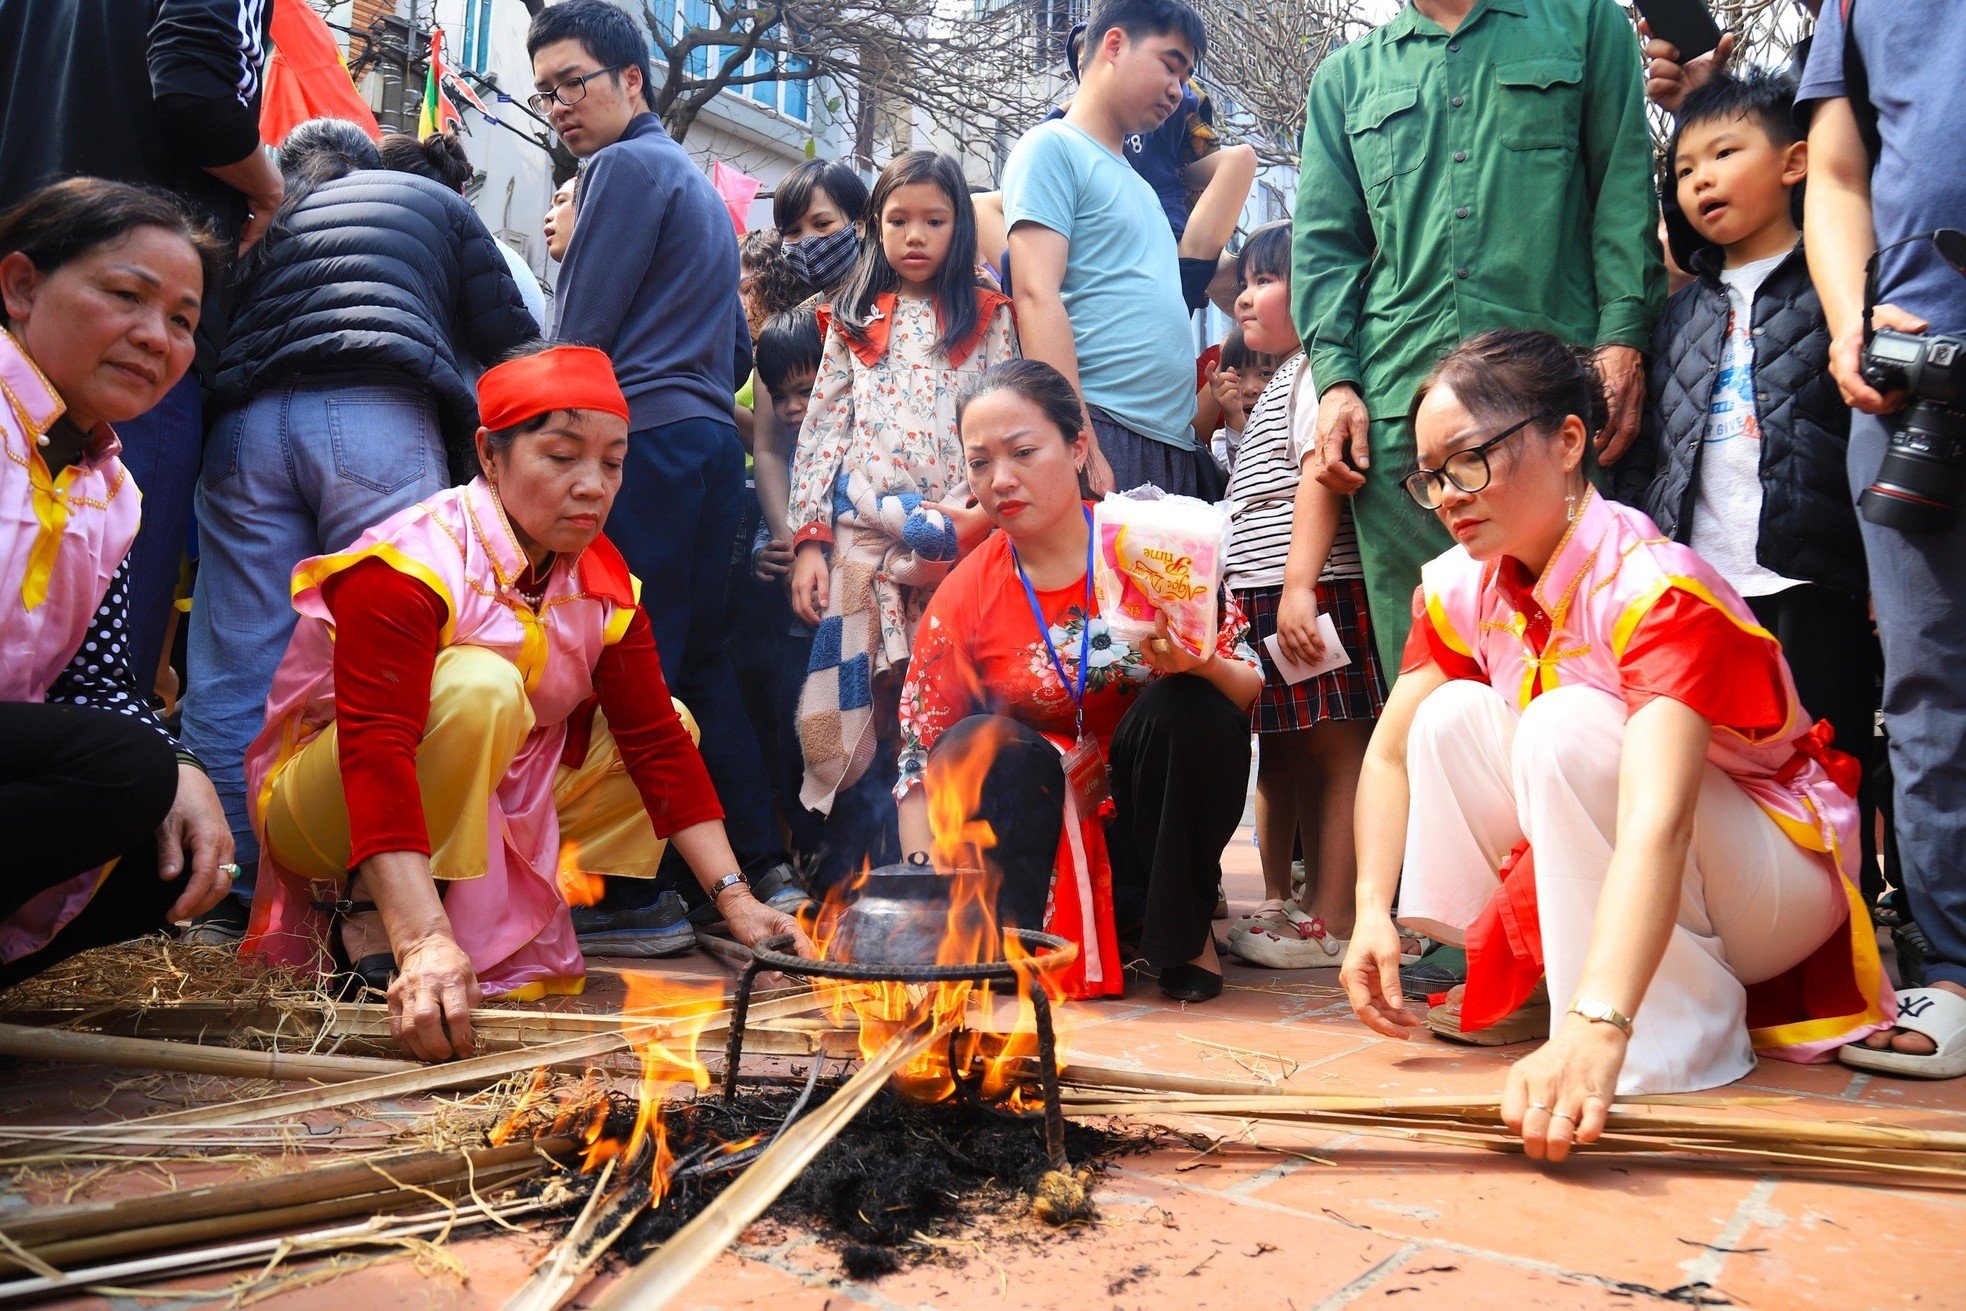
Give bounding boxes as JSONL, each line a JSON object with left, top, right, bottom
{"left": 1003, "top": 0, "right": 1206, "bottom": 496}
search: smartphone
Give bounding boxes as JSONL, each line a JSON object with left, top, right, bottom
{"left": 1635, "top": 0, "right": 1722, "bottom": 63}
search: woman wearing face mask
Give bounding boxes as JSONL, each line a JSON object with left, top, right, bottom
{"left": 1339, "top": 329, "right": 1891, "bottom": 1161}
{"left": 896, "top": 359, "right": 1261, "bottom": 1002}
{"left": 0, "top": 178, "right": 236, "bottom": 991}
{"left": 751, "top": 160, "right": 871, "bottom": 567}
{"left": 242, "top": 342, "right": 808, "bottom": 1063}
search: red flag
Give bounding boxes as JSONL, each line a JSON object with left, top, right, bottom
{"left": 710, "top": 160, "right": 762, "bottom": 235}
{"left": 259, "top": 0, "right": 381, "bottom": 147}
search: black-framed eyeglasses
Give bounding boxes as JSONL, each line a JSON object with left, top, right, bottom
{"left": 526, "top": 65, "right": 627, "bottom": 113}
{"left": 1401, "top": 415, "right": 1540, "bottom": 509}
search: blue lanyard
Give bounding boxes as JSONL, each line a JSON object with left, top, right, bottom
{"left": 1011, "top": 506, "right": 1095, "bottom": 736}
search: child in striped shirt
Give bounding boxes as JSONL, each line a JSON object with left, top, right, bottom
{"left": 1219, "top": 221, "right": 1389, "bottom": 970}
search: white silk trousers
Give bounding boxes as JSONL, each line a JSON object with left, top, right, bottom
{"left": 1397, "top": 681, "right": 1848, "bottom": 1094}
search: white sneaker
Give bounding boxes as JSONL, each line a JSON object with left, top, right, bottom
{"left": 1229, "top": 900, "right": 1346, "bottom": 969}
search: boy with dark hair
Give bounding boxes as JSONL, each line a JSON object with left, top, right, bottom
{"left": 528, "top": 0, "right": 806, "bottom": 944}
{"left": 1003, "top": 0, "right": 1211, "bottom": 496}
{"left": 1614, "top": 70, "right": 1877, "bottom": 904}
{"left": 754, "top": 307, "right": 823, "bottom": 432}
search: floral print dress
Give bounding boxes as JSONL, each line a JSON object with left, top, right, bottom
{"left": 789, "top": 290, "right": 1019, "bottom": 813}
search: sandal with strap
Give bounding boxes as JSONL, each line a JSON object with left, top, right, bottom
{"left": 1839, "top": 987, "right": 1966, "bottom": 1080}
{"left": 311, "top": 897, "right": 397, "bottom": 1000}
{"left": 1228, "top": 899, "right": 1346, "bottom": 969}
{"left": 1429, "top": 981, "right": 1549, "bottom": 1046}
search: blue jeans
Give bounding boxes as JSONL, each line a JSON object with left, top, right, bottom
{"left": 606, "top": 416, "right": 781, "bottom": 868}
{"left": 180, "top": 378, "right": 448, "bottom": 883}
{"left": 1851, "top": 410, "right": 1966, "bottom": 989}
{"left": 116, "top": 372, "right": 205, "bottom": 692}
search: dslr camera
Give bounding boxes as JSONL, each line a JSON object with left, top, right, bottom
{"left": 1858, "top": 228, "right": 1966, "bottom": 534}
{"left": 1857, "top": 328, "right": 1966, "bottom": 532}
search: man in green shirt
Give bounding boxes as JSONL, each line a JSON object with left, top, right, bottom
{"left": 1291, "top": 0, "right": 1664, "bottom": 674}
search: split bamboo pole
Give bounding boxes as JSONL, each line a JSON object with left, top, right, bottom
{"left": 115, "top": 992, "right": 828, "bottom": 1131}
{"left": 0, "top": 1136, "right": 577, "bottom": 1253}
{"left": 0, "top": 1022, "right": 414, "bottom": 1082}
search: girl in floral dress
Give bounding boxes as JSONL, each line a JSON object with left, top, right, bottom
{"left": 787, "top": 151, "right": 1018, "bottom": 820}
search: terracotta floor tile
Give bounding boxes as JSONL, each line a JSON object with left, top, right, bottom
{"left": 1338, "top": 1250, "right": 1663, "bottom": 1310}
{"left": 1239, "top": 1134, "right": 1769, "bottom": 1289}
{"left": 1689, "top": 1178, "right": 1966, "bottom": 1311}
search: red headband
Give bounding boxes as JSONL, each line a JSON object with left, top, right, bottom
{"left": 478, "top": 345, "right": 629, "bottom": 432}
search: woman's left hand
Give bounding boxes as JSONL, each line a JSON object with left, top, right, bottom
{"left": 1500, "top": 1015, "right": 1625, "bottom": 1163}
{"left": 156, "top": 763, "right": 236, "bottom": 923}
{"left": 1139, "top": 610, "right": 1209, "bottom": 676}
{"left": 720, "top": 889, "right": 815, "bottom": 957}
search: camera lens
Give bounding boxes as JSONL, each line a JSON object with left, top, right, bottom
{"left": 1859, "top": 401, "right": 1966, "bottom": 534}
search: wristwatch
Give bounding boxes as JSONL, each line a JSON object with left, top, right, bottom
{"left": 707, "top": 871, "right": 748, "bottom": 900}
{"left": 1569, "top": 999, "right": 1635, "bottom": 1036}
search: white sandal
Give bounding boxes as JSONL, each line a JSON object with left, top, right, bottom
{"left": 1838, "top": 987, "right": 1966, "bottom": 1080}
{"left": 1228, "top": 900, "right": 1346, "bottom": 969}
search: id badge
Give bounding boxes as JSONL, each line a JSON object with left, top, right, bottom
{"left": 1061, "top": 732, "right": 1112, "bottom": 816}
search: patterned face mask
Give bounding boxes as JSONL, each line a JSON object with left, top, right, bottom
{"left": 783, "top": 224, "right": 860, "bottom": 291}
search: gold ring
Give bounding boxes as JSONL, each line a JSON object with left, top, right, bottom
{"left": 1152, "top": 637, "right": 1171, "bottom": 654}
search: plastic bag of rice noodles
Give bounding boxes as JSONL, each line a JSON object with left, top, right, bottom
{"left": 1092, "top": 487, "right": 1232, "bottom": 661}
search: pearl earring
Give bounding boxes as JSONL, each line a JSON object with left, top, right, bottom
{"left": 36, "top": 433, "right": 48, "bottom": 448}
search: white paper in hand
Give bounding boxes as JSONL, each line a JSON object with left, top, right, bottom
{"left": 1262, "top": 615, "right": 1351, "bottom": 685}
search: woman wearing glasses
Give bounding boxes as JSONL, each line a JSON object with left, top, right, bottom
{"left": 1339, "top": 330, "right": 1891, "bottom": 1158}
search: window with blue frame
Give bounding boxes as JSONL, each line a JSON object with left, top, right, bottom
{"left": 672, "top": 1, "right": 809, "bottom": 122}
{"left": 461, "top": 0, "right": 492, "bottom": 73}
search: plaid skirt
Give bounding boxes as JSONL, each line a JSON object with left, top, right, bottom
{"left": 1236, "top": 578, "right": 1389, "bottom": 734}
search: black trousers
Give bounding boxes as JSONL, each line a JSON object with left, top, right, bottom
{"left": 1745, "top": 584, "right": 1889, "bottom": 905}
{"left": 0, "top": 702, "right": 181, "bottom": 991}
{"left": 931, "top": 675, "right": 1252, "bottom": 970}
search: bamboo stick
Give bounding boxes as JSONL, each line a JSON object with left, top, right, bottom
{"left": 590, "top": 1018, "right": 952, "bottom": 1311}
{"left": 0, "top": 1136, "right": 577, "bottom": 1251}
{"left": 0, "top": 1022, "right": 415, "bottom": 1083}
{"left": 19, "top": 1158, "right": 547, "bottom": 1270}
{"left": 117, "top": 992, "right": 827, "bottom": 1131}
{"left": 0, "top": 1198, "right": 566, "bottom": 1305}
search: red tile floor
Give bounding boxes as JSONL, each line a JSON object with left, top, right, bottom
{"left": 5, "top": 827, "right": 1964, "bottom": 1311}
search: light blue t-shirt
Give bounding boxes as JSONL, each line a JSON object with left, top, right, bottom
{"left": 1002, "top": 119, "right": 1195, "bottom": 449}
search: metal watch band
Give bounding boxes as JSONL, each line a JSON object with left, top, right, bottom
{"left": 707, "top": 872, "right": 748, "bottom": 899}
{"left": 1569, "top": 999, "right": 1634, "bottom": 1036}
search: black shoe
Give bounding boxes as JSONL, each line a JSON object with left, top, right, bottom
{"left": 573, "top": 891, "right": 696, "bottom": 957}
{"left": 749, "top": 862, "right": 815, "bottom": 915}
{"left": 1158, "top": 963, "right": 1223, "bottom": 1003}
{"left": 1398, "top": 944, "right": 1468, "bottom": 1001}
{"left": 1893, "top": 919, "right": 1932, "bottom": 988}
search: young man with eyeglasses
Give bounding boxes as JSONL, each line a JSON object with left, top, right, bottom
{"left": 526, "top": 0, "right": 808, "bottom": 954}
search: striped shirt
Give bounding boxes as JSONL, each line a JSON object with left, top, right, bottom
{"left": 1223, "top": 353, "right": 1363, "bottom": 590}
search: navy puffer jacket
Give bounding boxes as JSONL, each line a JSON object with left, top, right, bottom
{"left": 1610, "top": 242, "right": 1865, "bottom": 597}
{"left": 215, "top": 171, "right": 540, "bottom": 450}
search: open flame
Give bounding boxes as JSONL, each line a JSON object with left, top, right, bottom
{"left": 557, "top": 839, "right": 606, "bottom": 907}
{"left": 800, "top": 718, "right": 1069, "bottom": 1107}
{"left": 501, "top": 718, "right": 1068, "bottom": 1205}
{"left": 589, "top": 974, "right": 723, "bottom": 1203}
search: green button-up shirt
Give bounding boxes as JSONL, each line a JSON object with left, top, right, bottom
{"left": 1291, "top": 0, "right": 1664, "bottom": 422}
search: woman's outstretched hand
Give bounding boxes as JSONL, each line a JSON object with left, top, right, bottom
{"left": 720, "top": 888, "right": 814, "bottom": 957}
{"left": 389, "top": 932, "right": 481, "bottom": 1062}
{"left": 1500, "top": 1016, "right": 1623, "bottom": 1163}
{"left": 1339, "top": 917, "right": 1421, "bottom": 1040}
